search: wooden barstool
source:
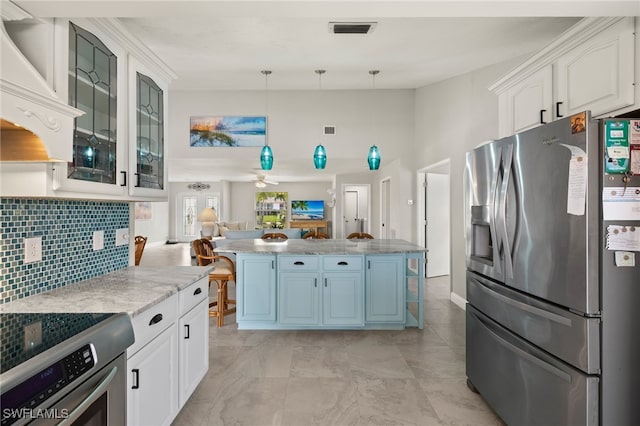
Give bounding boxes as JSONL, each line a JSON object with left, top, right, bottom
{"left": 192, "top": 238, "right": 236, "bottom": 327}
{"left": 346, "top": 232, "right": 374, "bottom": 240}
{"left": 261, "top": 232, "right": 288, "bottom": 240}
{"left": 134, "top": 236, "right": 147, "bottom": 265}
{"left": 302, "top": 231, "right": 330, "bottom": 239}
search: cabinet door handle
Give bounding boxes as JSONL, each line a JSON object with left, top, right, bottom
{"left": 368, "top": 260, "right": 371, "bottom": 269}
{"left": 120, "top": 171, "right": 127, "bottom": 186}
{"left": 131, "top": 369, "right": 140, "bottom": 389}
{"left": 539, "top": 109, "right": 547, "bottom": 124}
{"left": 148, "top": 313, "right": 163, "bottom": 326}
{"left": 337, "top": 261, "right": 348, "bottom": 266}
{"left": 324, "top": 278, "right": 328, "bottom": 287}
{"left": 194, "top": 287, "right": 202, "bottom": 295}
{"left": 272, "top": 260, "right": 275, "bottom": 269}
{"left": 314, "top": 278, "right": 317, "bottom": 287}
{"left": 294, "top": 261, "right": 305, "bottom": 265}
{"left": 135, "top": 172, "right": 141, "bottom": 188}
{"left": 184, "top": 324, "right": 190, "bottom": 339}
{"left": 555, "top": 102, "right": 563, "bottom": 118}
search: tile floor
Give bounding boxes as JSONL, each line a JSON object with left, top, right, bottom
{"left": 141, "top": 243, "right": 502, "bottom": 425}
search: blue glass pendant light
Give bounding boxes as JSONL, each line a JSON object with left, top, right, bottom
{"left": 313, "top": 144, "right": 327, "bottom": 169}
{"left": 368, "top": 70, "right": 381, "bottom": 171}
{"left": 313, "top": 70, "right": 327, "bottom": 169}
{"left": 260, "top": 145, "right": 273, "bottom": 170}
{"left": 367, "top": 145, "right": 380, "bottom": 170}
{"left": 260, "top": 70, "right": 274, "bottom": 171}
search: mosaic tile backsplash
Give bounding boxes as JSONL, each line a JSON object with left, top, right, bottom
{"left": 1, "top": 198, "right": 129, "bottom": 304}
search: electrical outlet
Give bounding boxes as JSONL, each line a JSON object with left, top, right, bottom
{"left": 93, "top": 230, "right": 104, "bottom": 251}
{"left": 24, "top": 321, "right": 42, "bottom": 350}
{"left": 24, "top": 237, "right": 42, "bottom": 263}
{"left": 115, "top": 228, "right": 129, "bottom": 246}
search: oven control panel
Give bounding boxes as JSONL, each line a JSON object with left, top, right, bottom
{"left": 1, "top": 344, "right": 95, "bottom": 425}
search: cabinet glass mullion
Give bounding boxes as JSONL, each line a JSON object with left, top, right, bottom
{"left": 136, "top": 72, "right": 164, "bottom": 190}
{"left": 68, "top": 22, "right": 117, "bottom": 184}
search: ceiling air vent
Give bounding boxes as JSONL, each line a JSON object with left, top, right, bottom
{"left": 329, "top": 22, "right": 377, "bottom": 34}
{"left": 323, "top": 125, "right": 336, "bottom": 135}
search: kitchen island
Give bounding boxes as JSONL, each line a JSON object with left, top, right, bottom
{"left": 215, "top": 238, "right": 426, "bottom": 330}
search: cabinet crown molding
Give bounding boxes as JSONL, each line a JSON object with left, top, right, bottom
{"left": 489, "top": 16, "right": 634, "bottom": 93}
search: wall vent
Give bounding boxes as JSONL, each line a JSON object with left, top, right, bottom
{"left": 329, "top": 22, "right": 377, "bottom": 34}
{"left": 323, "top": 125, "right": 336, "bottom": 135}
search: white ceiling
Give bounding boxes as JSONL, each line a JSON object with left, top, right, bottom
{"left": 10, "top": 1, "right": 638, "bottom": 183}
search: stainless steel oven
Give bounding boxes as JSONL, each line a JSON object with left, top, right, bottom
{"left": 1, "top": 313, "right": 134, "bottom": 426}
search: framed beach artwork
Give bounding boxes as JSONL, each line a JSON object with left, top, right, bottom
{"left": 135, "top": 202, "right": 152, "bottom": 220}
{"left": 190, "top": 116, "right": 266, "bottom": 147}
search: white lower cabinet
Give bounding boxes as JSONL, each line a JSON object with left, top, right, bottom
{"left": 127, "top": 323, "right": 179, "bottom": 426}
{"left": 178, "top": 298, "right": 209, "bottom": 406}
{"left": 126, "top": 277, "right": 209, "bottom": 425}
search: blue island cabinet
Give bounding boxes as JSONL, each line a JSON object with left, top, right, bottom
{"left": 365, "top": 255, "right": 405, "bottom": 325}
{"left": 236, "top": 254, "right": 277, "bottom": 324}
{"left": 278, "top": 255, "right": 364, "bottom": 327}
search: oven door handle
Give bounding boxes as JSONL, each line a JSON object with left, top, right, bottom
{"left": 58, "top": 366, "right": 119, "bottom": 426}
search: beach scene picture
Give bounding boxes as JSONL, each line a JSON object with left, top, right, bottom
{"left": 291, "top": 200, "right": 324, "bottom": 220}
{"left": 190, "top": 116, "right": 266, "bottom": 147}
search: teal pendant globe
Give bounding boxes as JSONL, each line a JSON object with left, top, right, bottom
{"left": 367, "top": 145, "right": 380, "bottom": 170}
{"left": 260, "top": 145, "right": 273, "bottom": 170}
{"left": 313, "top": 144, "right": 327, "bottom": 169}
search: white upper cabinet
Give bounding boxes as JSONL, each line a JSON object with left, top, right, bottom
{"left": 0, "top": 17, "right": 175, "bottom": 200}
{"left": 497, "top": 65, "right": 553, "bottom": 137}
{"left": 491, "top": 17, "right": 636, "bottom": 138}
{"left": 555, "top": 19, "right": 635, "bottom": 118}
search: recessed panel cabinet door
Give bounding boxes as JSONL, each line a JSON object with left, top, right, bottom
{"left": 237, "top": 254, "right": 277, "bottom": 321}
{"left": 365, "top": 255, "right": 405, "bottom": 323}
{"left": 178, "top": 299, "right": 209, "bottom": 407}
{"left": 556, "top": 17, "right": 634, "bottom": 118}
{"left": 323, "top": 272, "right": 363, "bottom": 326}
{"left": 498, "top": 65, "right": 553, "bottom": 138}
{"left": 279, "top": 272, "right": 321, "bottom": 325}
{"left": 127, "top": 325, "right": 178, "bottom": 426}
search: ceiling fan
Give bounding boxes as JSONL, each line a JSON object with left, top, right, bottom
{"left": 253, "top": 175, "right": 279, "bottom": 188}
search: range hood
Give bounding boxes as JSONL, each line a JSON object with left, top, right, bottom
{"left": 0, "top": 17, "right": 83, "bottom": 162}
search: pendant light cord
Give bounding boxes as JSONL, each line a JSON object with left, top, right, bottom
{"left": 261, "top": 70, "right": 272, "bottom": 146}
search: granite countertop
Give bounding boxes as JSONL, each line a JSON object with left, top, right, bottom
{"left": 0, "top": 266, "right": 212, "bottom": 317}
{"left": 215, "top": 238, "right": 426, "bottom": 255}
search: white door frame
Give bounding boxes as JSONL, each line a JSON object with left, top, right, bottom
{"left": 380, "top": 176, "right": 391, "bottom": 239}
{"left": 340, "top": 184, "right": 371, "bottom": 238}
{"left": 416, "top": 158, "right": 451, "bottom": 278}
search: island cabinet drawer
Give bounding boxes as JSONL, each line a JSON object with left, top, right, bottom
{"left": 128, "top": 293, "right": 178, "bottom": 356}
{"left": 279, "top": 255, "right": 319, "bottom": 271}
{"left": 323, "top": 256, "right": 363, "bottom": 271}
{"left": 179, "top": 276, "right": 209, "bottom": 314}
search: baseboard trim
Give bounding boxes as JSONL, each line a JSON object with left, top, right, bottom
{"left": 450, "top": 292, "right": 467, "bottom": 310}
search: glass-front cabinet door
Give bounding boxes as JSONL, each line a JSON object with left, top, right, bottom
{"left": 135, "top": 72, "right": 163, "bottom": 189}
{"left": 128, "top": 57, "right": 168, "bottom": 197}
{"left": 68, "top": 21, "right": 118, "bottom": 184}
{"left": 52, "top": 19, "right": 127, "bottom": 196}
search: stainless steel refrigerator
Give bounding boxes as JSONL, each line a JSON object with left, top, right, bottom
{"left": 464, "top": 111, "right": 640, "bottom": 426}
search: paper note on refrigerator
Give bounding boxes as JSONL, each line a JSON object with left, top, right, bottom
{"left": 606, "top": 225, "right": 640, "bottom": 252}
{"left": 561, "top": 144, "right": 587, "bottom": 216}
{"left": 603, "top": 187, "right": 640, "bottom": 220}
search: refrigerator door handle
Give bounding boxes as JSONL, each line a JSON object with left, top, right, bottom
{"left": 498, "top": 143, "right": 515, "bottom": 280}
{"left": 474, "top": 310, "right": 572, "bottom": 383}
{"left": 471, "top": 275, "right": 572, "bottom": 326}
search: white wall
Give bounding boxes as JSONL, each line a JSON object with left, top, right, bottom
{"left": 168, "top": 89, "right": 416, "bottom": 241}
{"left": 134, "top": 201, "right": 169, "bottom": 245}
{"left": 413, "top": 57, "right": 523, "bottom": 300}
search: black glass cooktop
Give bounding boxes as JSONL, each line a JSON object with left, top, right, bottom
{"left": 0, "top": 313, "right": 114, "bottom": 374}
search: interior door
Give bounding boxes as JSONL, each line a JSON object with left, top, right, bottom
{"left": 426, "top": 173, "right": 450, "bottom": 277}
{"left": 344, "top": 190, "right": 360, "bottom": 236}
{"left": 177, "top": 192, "right": 219, "bottom": 242}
